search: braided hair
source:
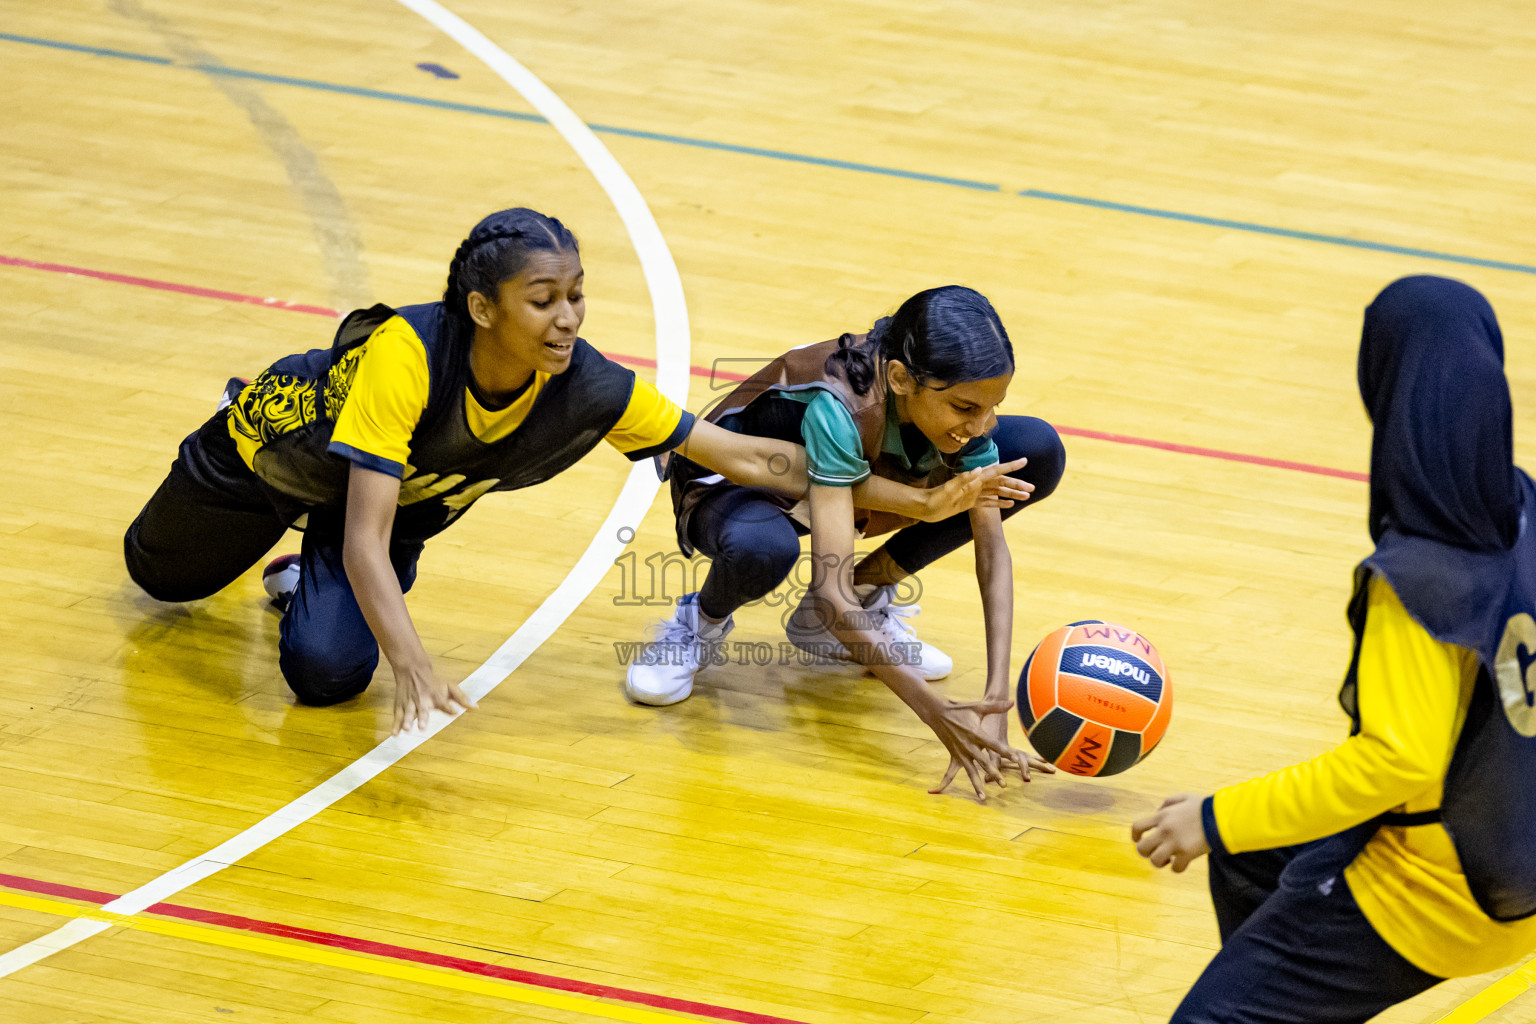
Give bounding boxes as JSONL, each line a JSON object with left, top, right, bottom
{"left": 827, "top": 286, "right": 1014, "bottom": 395}
{"left": 442, "top": 208, "right": 579, "bottom": 325}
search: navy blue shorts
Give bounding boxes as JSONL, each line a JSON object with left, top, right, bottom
{"left": 1172, "top": 838, "right": 1442, "bottom": 1024}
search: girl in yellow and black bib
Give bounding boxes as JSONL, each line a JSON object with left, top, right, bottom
{"left": 1133, "top": 277, "right": 1536, "bottom": 1022}
{"left": 125, "top": 208, "right": 803, "bottom": 734}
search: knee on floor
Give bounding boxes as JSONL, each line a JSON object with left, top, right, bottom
{"left": 124, "top": 537, "right": 221, "bottom": 604}
{"left": 279, "top": 641, "right": 375, "bottom": 706}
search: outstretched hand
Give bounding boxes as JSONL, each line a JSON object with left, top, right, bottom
{"left": 921, "top": 458, "right": 1033, "bottom": 522}
{"left": 1131, "top": 792, "right": 1211, "bottom": 872}
{"left": 972, "top": 457, "right": 1035, "bottom": 508}
{"left": 392, "top": 660, "right": 477, "bottom": 736}
{"left": 975, "top": 707, "right": 1056, "bottom": 788}
{"left": 921, "top": 697, "right": 1047, "bottom": 802}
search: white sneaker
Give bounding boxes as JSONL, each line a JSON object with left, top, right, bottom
{"left": 625, "top": 593, "right": 735, "bottom": 706}
{"left": 262, "top": 554, "right": 301, "bottom": 611}
{"left": 785, "top": 583, "right": 953, "bottom": 681}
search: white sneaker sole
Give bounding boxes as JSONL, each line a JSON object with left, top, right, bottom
{"left": 624, "top": 673, "right": 694, "bottom": 707}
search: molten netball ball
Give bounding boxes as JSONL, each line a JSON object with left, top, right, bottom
{"left": 1017, "top": 620, "right": 1171, "bottom": 777}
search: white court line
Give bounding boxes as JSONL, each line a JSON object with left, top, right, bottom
{"left": 0, "top": 0, "right": 688, "bottom": 978}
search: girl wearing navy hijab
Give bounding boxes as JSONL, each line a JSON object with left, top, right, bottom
{"left": 1132, "top": 276, "right": 1536, "bottom": 1022}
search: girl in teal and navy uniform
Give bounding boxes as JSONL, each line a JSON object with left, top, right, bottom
{"left": 627, "top": 287, "right": 1066, "bottom": 799}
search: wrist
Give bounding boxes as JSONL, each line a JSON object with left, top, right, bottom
{"left": 386, "top": 645, "right": 432, "bottom": 677}
{"left": 902, "top": 679, "right": 944, "bottom": 720}
{"left": 1200, "top": 795, "right": 1227, "bottom": 855}
{"left": 915, "top": 488, "right": 938, "bottom": 521}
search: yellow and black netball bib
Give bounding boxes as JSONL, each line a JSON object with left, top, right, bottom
{"left": 1343, "top": 471, "right": 1536, "bottom": 922}
{"left": 229, "top": 302, "right": 639, "bottom": 543}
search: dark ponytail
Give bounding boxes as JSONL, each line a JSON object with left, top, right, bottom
{"left": 443, "top": 207, "right": 579, "bottom": 324}
{"left": 828, "top": 329, "right": 881, "bottom": 394}
{"left": 827, "top": 286, "right": 1013, "bottom": 395}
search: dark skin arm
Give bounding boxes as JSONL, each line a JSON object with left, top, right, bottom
{"left": 678, "top": 420, "right": 1033, "bottom": 520}
{"left": 934, "top": 505, "right": 1056, "bottom": 793}
{"left": 672, "top": 420, "right": 807, "bottom": 492}
{"left": 806, "top": 482, "right": 1034, "bottom": 801}
{"left": 343, "top": 463, "right": 475, "bottom": 735}
{"left": 855, "top": 457, "right": 1034, "bottom": 522}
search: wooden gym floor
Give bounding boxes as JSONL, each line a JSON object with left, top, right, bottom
{"left": 1, "top": 0, "right": 1534, "bottom": 1021}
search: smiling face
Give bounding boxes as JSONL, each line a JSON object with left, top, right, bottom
{"left": 889, "top": 362, "right": 1013, "bottom": 454}
{"left": 465, "top": 248, "right": 585, "bottom": 395}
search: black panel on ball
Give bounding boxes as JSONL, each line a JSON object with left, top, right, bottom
{"left": 1098, "top": 731, "right": 1142, "bottom": 777}
{"left": 1027, "top": 707, "right": 1084, "bottom": 764}
{"left": 1016, "top": 648, "right": 1038, "bottom": 728}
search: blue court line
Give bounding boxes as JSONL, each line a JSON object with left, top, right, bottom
{"left": 190, "top": 65, "right": 996, "bottom": 190}
{"left": 584, "top": 123, "right": 1000, "bottom": 191}
{"left": 195, "top": 70, "right": 992, "bottom": 188}
{"left": 0, "top": 30, "right": 171, "bottom": 65}
{"left": 1020, "top": 190, "right": 1536, "bottom": 276}
{"left": 7, "top": 29, "right": 1536, "bottom": 277}
{"left": 192, "top": 64, "right": 547, "bottom": 124}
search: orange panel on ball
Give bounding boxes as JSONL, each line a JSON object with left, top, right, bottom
{"left": 1056, "top": 673, "right": 1159, "bottom": 732}
{"left": 1058, "top": 720, "right": 1117, "bottom": 777}
{"left": 1141, "top": 674, "right": 1175, "bottom": 753}
{"left": 1027, "top": 624, "right": 1070, "bottom": 725}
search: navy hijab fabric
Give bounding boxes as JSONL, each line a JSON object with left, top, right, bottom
{"left": 1356, "top": 277, "right": 1536, "bottom": 923}
{"left": 1358, "top": 275, "right": 1528, "bottom": 651}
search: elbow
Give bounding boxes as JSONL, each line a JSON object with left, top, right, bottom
{"left": 1379, "top": 756, "right": 1438, "bottom": 793}
{"left": 1356, "top": 735, "right": 1440, "bottom": 796}
{"left": 341, "top": 529, "right": 381, "bottom": 580}
{"left": 341, "top": 535, "right": 364, "bottom": 579}
{"left": 760, "top": 443, "right": 802, "bottom": 496}
{"left": 763, "top": 441, "right": 807, "bottom": 494}
{"left": 720, "top": 456, "right": 755, "bottom": 489}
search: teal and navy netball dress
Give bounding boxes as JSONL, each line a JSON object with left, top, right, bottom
{"left": 662, "top": 335, "right": 1065, "bottom": 620}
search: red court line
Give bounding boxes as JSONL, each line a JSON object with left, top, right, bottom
{"left": 1054, "top": 425, "right": 1369, "bottom": 482}
{"left": 0, "top": 871, "right": 810, "bottom": 1024}
{"left": 0, "top": 255, "right": 744, "bottom": 384}
{"left": 1, "top": 253, "right": 1366, "bottom": 482}
{"left": 0, "top": 254, "right": 340, "bottom": 317}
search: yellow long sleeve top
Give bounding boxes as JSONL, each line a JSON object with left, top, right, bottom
{"left": 1208, "top": 575, "right": 1536, "bottom": 978}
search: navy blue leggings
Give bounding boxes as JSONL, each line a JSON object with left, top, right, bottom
{"left": 277, "top": 511, "right": 422, "bottom": 706}
{"left": 689, "top": 415, "right": 1066, "bottom": 619}
{"left": 1169, "top": 838, "right": 1441, "bottom": 1024}
{"left": 125, "top": 412, "right": 421, "bottom": 706}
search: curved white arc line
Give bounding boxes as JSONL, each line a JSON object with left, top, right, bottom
{"left": 391, "top": 0, "right": 690, "bottom": 402}
{"left": 0, "top": 3, "right": 686, "bottom": 978}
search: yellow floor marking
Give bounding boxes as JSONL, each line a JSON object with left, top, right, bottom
{"left": 5, "top": 886, "right": 1527, "bottom": 1024}
{"left": 1435, "top": 959, "right": 1536, "bottom": 1024}
{"left": 0, "top": 889, "right": 704, "bottom": 1024}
